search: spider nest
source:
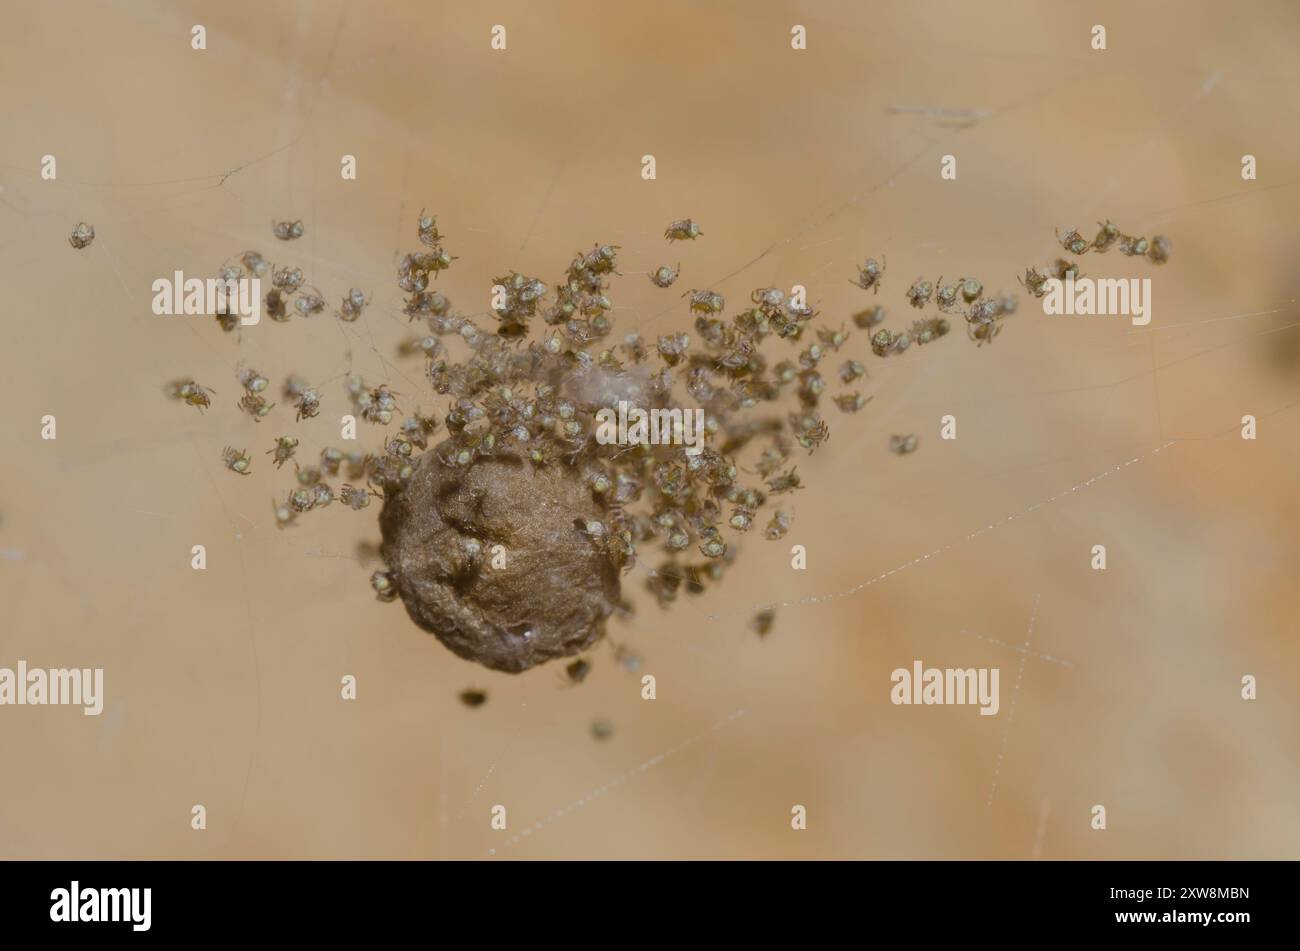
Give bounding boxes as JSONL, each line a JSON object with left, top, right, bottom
{"left": 219, "top": 214, "right": 969, "bottom": 673}
{"left": 360, "top": 220, "right": 870, "bottom": 673}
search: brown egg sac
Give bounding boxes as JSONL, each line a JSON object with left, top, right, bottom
{"left": 379, "top": 446, "right": 620, "bottom": 673}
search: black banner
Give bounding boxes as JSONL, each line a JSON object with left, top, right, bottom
{"left": 0, "top": 860, "right": 1279, "bottom": 938}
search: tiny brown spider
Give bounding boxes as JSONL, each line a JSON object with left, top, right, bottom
{"left": 267, "top": 436, "right": 299, "bottom": 469}
{"left": 852, "top": 257, "right": 885, "bottom": 293}
{"left": 664, "top": 218, "right": 702, "bottom": 241}
{"left": 222, "top": 446, "right": 252, "bottom": 475}
{"left": 168, "top": 379, "right": 213, "bottom": 412}
{"left": 273, "top": 219, "right": 304, "bottom": 241}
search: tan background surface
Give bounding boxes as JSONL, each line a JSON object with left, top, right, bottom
{"left": 1, "top": 0, "right": 1298, "bottom": 859}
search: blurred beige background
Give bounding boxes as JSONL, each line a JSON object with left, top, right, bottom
{"left": 1, "top": 0, "right": 1298, "bottom": 859}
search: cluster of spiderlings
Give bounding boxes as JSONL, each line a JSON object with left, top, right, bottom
{"left": 345, "top": 376, "right": 399, "bottom": 426}
{"left": 1020, "top": 257, "right": 1085, "bottom": 298}
{"left": 265, "top": 444, "right": 375, "bottom": 528}
{"left": 271, "top": 265, "right": 303, "bottom": 291}
{"left": 734, "top": 286, "right": 818, "bottom": 343}
{"left": 219, "top": 439, "right": 350, "bottom": 529}
{"left": 366, "top": 213, "right": 930, "bottom": 609}
{"left": 1022, "top": 222, "right": 1171, "bottom": 298}
{"left": 934, "top": 277, "right": 986, "bottom": 313}
{"left": 832, "top": 345, "right": 873, "bottom": 407}
{"left": 870, "top": 327, "right": 910, "bottom": 357}
{"left": 539, "top": 243, "right": 620, "bottom": 344}
{"left": 211, "top": 239, "right": 331, "bottom": 330}
{"left": 964, "top": 297, "right": 1016, "bottom": 346}
{"left": 352, "top": 409, "right": 430, "bottom": 496}
{"left": 214, "top": 237, "right": 366, "bottom": 329}
{"left": 233, "top": 367, "right": 272, "bottom": 421}
{"left": 400, "top": 410, "right": 440, "bottom": 450}
{"left": 868, "top": 271, "right": 1015, "bottom": 350}
{"left": 908, "top": 316, "right": 952, "bottom": 346}
{"left": 397, "top": 213, "right": 457, "bottom": 315}
{"left": 403, "top": 287, "right": 451, "bottom": 324}
{"left": 340, "top": 483, "right": 374, "bottom": 511}
{"left": 490, "top": 271, "right": 549, "bottom": 337}
{"left": 271, "top": 466, "right": 332, "bottom": 525}
{"left": 1058, "top": 221, "right": 1171, "bottom": 264}
{"left": 915, "top": 285, "right": 1013, "bottom": 347}
{"left": 177, "top": 242, "right": 437, "bottom": 530}
{"left": 203, "top": 214, "right": 921, "bottom": 620}
{"left": 267, "top": 266, "right": 307, "bottom": 320}
{"left": 266, "top": 452, "right": 370, "bottom": 529}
